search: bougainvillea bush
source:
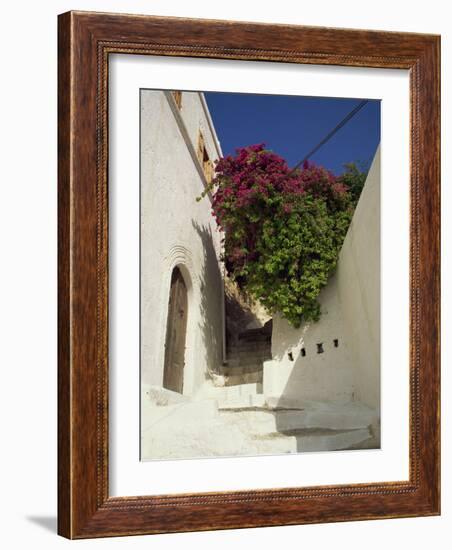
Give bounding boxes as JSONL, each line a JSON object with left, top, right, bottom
{"left": 199, "top": 143, "right": 366, "bottom": 328}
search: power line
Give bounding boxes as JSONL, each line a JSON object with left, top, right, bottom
{"left": 288, "top": 99, "right": 369, "bottom": 175}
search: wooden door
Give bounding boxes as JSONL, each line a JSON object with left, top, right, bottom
{"left": 163, "top": 267, "right": 188, "bottom": 393}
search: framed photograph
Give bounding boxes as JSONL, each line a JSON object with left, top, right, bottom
{"left": 58, "top": 11, "right": 440, "bottom": 538}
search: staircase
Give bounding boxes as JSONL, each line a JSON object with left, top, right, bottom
{"left": 142, "top": 386, "right": 379, "bottom": 460}
{"left": 219, "top": 323, "right": 272, "bottom": 387}
{"left": 141, "top": 315, "right": 379, "bottom": 459}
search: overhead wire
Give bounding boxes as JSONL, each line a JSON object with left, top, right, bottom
{"left": 287, "top": 99, "right": 369, "bottom": 176}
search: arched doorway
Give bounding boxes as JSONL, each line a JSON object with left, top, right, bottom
{"left": 163, "top": 266, "right": 188, "bottom": 393}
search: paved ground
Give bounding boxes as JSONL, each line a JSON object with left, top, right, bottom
{"left": 141, "top": 385, "right": 380, "bottom": 461}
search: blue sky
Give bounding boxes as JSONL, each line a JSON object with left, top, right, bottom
{"left": 204, "top": 92, "right": 380, "bottom": 175}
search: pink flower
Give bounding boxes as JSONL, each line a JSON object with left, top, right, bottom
{"left": 283, "top": 203, "right": 293, "bottom": 214}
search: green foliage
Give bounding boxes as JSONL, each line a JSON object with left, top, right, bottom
{"left": 338, "top": 161, "right": 369, "bottom": 205}
{"left": 227, "top": 195, "right": 353, "bottom": 327}
{"left": 203, "top": 144, "right": 366, "bottom": 328}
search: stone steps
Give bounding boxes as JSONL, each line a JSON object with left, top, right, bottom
{"left": 223, "top": 344, "right": 270, "bottom": 386}
{"left": 224, "top": 355, "right": 268, "bottom": 368}
{"left": 217, "top": 393, "right": 267, "bottom": 410}
{"left": 238, "top": 332, "right": 271, "bottom": 343}
{"left": 201, "top": 385, "right": 377, "bottom": 430}
{"left": 227, "top": 345, "right": 270, "bottom": 356}
{"left": 220, "top": 361, "right": 263, "bottom": 372}
{"left": 220, "top": 355, "right": 264, "bottom": 385}
{"left": 227, "top": 342, "right": 270, "bottom": 354}
{"left": 221, "top": 362, "right": 264, "bottom": 385}
{"left": 219, "top": 404, "right": 375, "bottom": 433}
{"left": 226, "top": 352, "right": 271, "bottom": 365}
{"left": 141, "top": 391, "right": 376, "bottom": 460}
{"left": 267, "top": 398, "right": 379, "bottom": 430}
{"left": 195, "top": 381, "right": 262, "bottom": 402}
{"left": 225, "top": 370, "right": 263, "bottom": 386}
{"left": 251, "top": 427, "right": 372, "bottom": 453}
{"left": 144, "top": 385, "right": 377, "bottom": 434}
{"left": 221, "top": 323, "right": 272, "bottom": 386}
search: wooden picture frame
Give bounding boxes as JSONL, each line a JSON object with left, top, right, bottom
{"left": 58, "top": 10, "right": 440, "bottom": 538}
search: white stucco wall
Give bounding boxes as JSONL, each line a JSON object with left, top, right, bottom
{"left": 336, "top": 148, "right": 380, "bottom": 411}
{"left": 140, "top": 90, "right": 224, "bottom": 396}
{"left": 264, "top": 148, "right": 380, "bottom": 411}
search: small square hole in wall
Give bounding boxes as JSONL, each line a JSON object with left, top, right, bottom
{"left": 333, "top": 339, "right": 339, "bottom": 348}
{"left": 316, "top": 343, "right": 324, "bottom": 354}
{"left": 288, "top": 351, "right": 294, "bottom": 361}
{"left": 301, "top": 348, "right": 306, "bottom": 357}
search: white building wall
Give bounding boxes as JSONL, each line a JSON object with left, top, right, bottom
{"left": 263, "top": 275, "right": 355, "bottom": 404}
{"left": 140, "top": 90, "right": 223, "bottom": 396}
{"left": 263, "top": 148, "right": 380, "bottom": 411}
{"left": 336, "top": 148, "right": 380, "bottom": 411}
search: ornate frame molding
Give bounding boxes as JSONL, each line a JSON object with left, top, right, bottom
{"left": 58, "top": 11, "right": 440, "bottom": 538}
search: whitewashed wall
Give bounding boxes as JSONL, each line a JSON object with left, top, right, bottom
{"left": 264, "top": 148, "right": 380, "bottom": 411}
{"left": 336, "top": 148, "right": 380, "bottom": 411}
{"left": 140, "top": 90, "right": 224, "bottom": 396}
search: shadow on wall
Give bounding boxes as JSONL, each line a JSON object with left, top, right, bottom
{"left": 225, "top": 284, "right": 261, "bottom": 347}
{"left": 271, "top": 317, "right": 312, "bottom": 363}
{"left": 269, "top": 277, "right": 354, "bottom": 405}
{"left": 192, "top": 221, "right": 224, "bottom": 378}
{"left": 224, "top": 277, "right": 271, "bottom": 348}
{"left": 271, "top": 305, "right": 378, "bottom": 452}
{"left": 267, "top": 147, "right": 382, "bottom": 451}
{"left": 269, "top": 274, "right": 342, "bottom": 362}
